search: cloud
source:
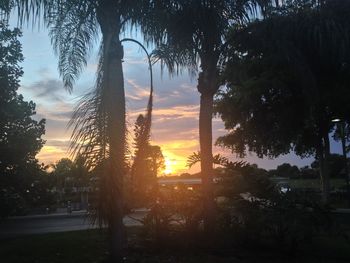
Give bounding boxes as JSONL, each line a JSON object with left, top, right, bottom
{"left": 129, "top": 105, "right": 199, "bottom": 119}
{"left": 22, "top": 78, "right": 65, "bottom": 102}
{"left": 36, "top": 67, "right": 52, "bottom": 78}
{"left": 154, "top": 82, "right": 199, "bottom": 108}
{"left": 36, "top": 100, "right": 74, "bottom": 121}
{"left": 34, "top": 100, "right": 74, "bottom": 143}
{"left": 46, "top": 139, "right": 71, "bottom": 148}
{"left": 126, "top": 79, "right": 151, "bottom": 100}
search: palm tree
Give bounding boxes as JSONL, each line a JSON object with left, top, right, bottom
{"left": 142, "top": 0, "right": 270, "bottom": 231}
{"left": 13, "top": 0, "right": 153, "bottom": 261}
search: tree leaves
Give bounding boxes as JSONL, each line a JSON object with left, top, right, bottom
{"left": 216, "top": 0, "right": 350, "bottom": 158}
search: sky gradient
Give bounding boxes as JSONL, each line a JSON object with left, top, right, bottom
{"left": 11, "top": 20, "right": 343, "bottom": 175}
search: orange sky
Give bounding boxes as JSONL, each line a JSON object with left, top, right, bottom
{"left": 35, "top": 104, "right": 214, "bottom": 175}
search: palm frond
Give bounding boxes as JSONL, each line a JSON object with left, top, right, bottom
{"left": 14, "top": 0, "right": 98, "bottom": 91}
{"left": 213, "top": 153, "right": 229, "bottom": 166}
{"left": 187, "top": 151, "right": 230, "bottom": 168}
{"left": 186, "top": 151, "right": 201, "bottom": 169}
{"left": 151, "top": 43, "right": 198, "bottom": 77}
{"left": 48, "top": 1, "right": 98, "bottom": 91}
{"left": 14, "top": 0, "right": 53, "bottom": 26}
{"left": 141, "top": 0, "right": 272, "bottom": 79}
{"left": 68, "top": 46, "right": 112, "bottom": 227}
{"left": 68, "top": 47, "right": 106, "bottom": 170}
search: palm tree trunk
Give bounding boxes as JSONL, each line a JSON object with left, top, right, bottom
{"left": 199, "top": 91, "right": 215, "bottom": 232}
{"left": 98, "top": 6, "right": 125, "bottom": 262}
{"left": 106, "top": 41, "right": 125, "bottom": 263}
{"left": 198, "top": 53, "right": 219, "bottom": 234}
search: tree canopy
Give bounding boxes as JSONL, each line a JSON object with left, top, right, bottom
{"left": 0, "top": 22, "right": 45, "bottom": 169}
{"left": 215, "top": 0, "right": 350, "bottom": 201}
{"left": 141, "top": 0, "right": 272, "bottom": 230}
{"left": 131, "top": 114, "right": 164, "bottom": 206}
{"left": 0, "top": 21, "right": 47, "bottom": 217}
{"left": 216, "top": 0, "right": 350, "bottom": 157}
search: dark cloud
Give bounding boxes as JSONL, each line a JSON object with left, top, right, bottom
{"left": 23, "top": 78, "right": 65, "bottom": 102}
{"left": 49, "top": 111, "right": 73, "bottom": 121}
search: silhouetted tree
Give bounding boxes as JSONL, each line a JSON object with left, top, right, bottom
{"left": 299, "top": 166, "right": 318, "bottom": 179}
{"left": 274, "top": 163, "right": 300, "bottom": 179}
{"left": 149, "top": 145, "right": 165, "bottom": 179}
{"left": 142, "top": 0, "right": 272, "bottom": 231}
{"left": 51, "top": 158, "right": 74, "bottom": 200}
{"left": 131, "top": 114, "right": 164, "bottom": 206}
{"left": 216, "top": 0, "right": 350, "bottom": 202}
{"left": 12, "top": 1, "right": 157, "bottom": 261}
{"left": 311, "top": 154, "right": 350, "bottom": 179}
{"left": 0, "top": 21, "right": 46, "bottom": 217}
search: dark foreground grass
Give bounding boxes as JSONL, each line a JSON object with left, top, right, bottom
{"left": 0, "top": 229, "right": 107, "bottom": 263}
{"left": 1, "top": 227, "right": 350, "bottom": 263}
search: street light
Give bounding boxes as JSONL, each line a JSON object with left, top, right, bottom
{"left": 120, "top": 37, "right": 155, "bottom": 136}
{"left": 120, "top": 38, "right": 154, "bottom": 105}
{"left": 332, "top": 118, "right": 350, "bottom": 207}
{"left": 120, "top": 38, "right": 156, "bottom": 206}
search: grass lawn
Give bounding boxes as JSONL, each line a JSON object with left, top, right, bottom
{"left": 288, "top": 178, "right": 346, "bottom": 189}
{"left": 1, "top": 227, "right": 350, "bottom": 263}
{"left": 0, "top": 229, "right": 108, "bottom": 263}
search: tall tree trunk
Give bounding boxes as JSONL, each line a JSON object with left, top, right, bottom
{"left": 98, "top": 5, "right": 125, "bottom": 262}
{"left": 197, "top": 53, "right": 219, "bottom": 233}
{"left": 318, "top": 131, "right": 330, "bottom": 204}
{"left": 107, "top": 40, "right": 125, "bottom": 263}
{"left": 198, "top": 88, "right": 215, "bottom": 232}
{"left": 322, "top": 132, "right": 331, "bottom": 203}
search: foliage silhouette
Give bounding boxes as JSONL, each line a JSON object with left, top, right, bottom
{"left": 216, "top": 0, "right": 350, "bottom": 202}
{"left": 141, "top": 0, "right": 273, "bottom": 232}
{"left": 12, "top": 0, "right": 157, "bottom": 261}
{"left": 0, "top": 21, "right": 47, "bottom": 217}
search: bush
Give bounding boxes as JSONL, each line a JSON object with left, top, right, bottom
{"left": 141, "top": 172, "right": 333, "bottom": 255}
{"left": 0, "top": 188, "right": 27, "bottom": 218}
{"left": 215, "top": 173, "right": 332, "bottom": 254}
{"left": 141, "top": 185, "right": 203, "bottom": 248}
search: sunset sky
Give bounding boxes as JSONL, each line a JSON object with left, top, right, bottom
{"left": 11, "top": 20, "right": 343, "bottom": 175}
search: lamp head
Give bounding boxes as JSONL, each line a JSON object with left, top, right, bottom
{"left": 332, "top": 118, "right": 341, "bottom": 123}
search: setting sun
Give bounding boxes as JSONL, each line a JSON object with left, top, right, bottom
{"left": 164, "top": 158, "right": 175, "bottom": 175}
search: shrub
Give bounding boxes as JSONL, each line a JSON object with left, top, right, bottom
{"left": 141, "top": 185, "right": 203, "bottom": 248}
{"left": 216, "top": 173, "right": 332, "bottom": 254}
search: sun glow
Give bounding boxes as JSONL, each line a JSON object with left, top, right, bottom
{"left": 37, "top": 145, "right": 67, "bottom": 165}
{"left": 164, "top": 158, "right": 174, "bottom": 175}
{"left": 158, "top": 147, "right": 192, "bottom": 175}
{"left": 164, "top": 157, "right": 180, "bottom": 175}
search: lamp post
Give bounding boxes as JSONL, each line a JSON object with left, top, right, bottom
{"left": 120, "top": 38, "right": 155, "bottom": 207}
{"left": 120, "top": 38, "right": 154, "bottom": 101}
{"left": 332, "top": 118, "right": 350, "bottom": 207}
